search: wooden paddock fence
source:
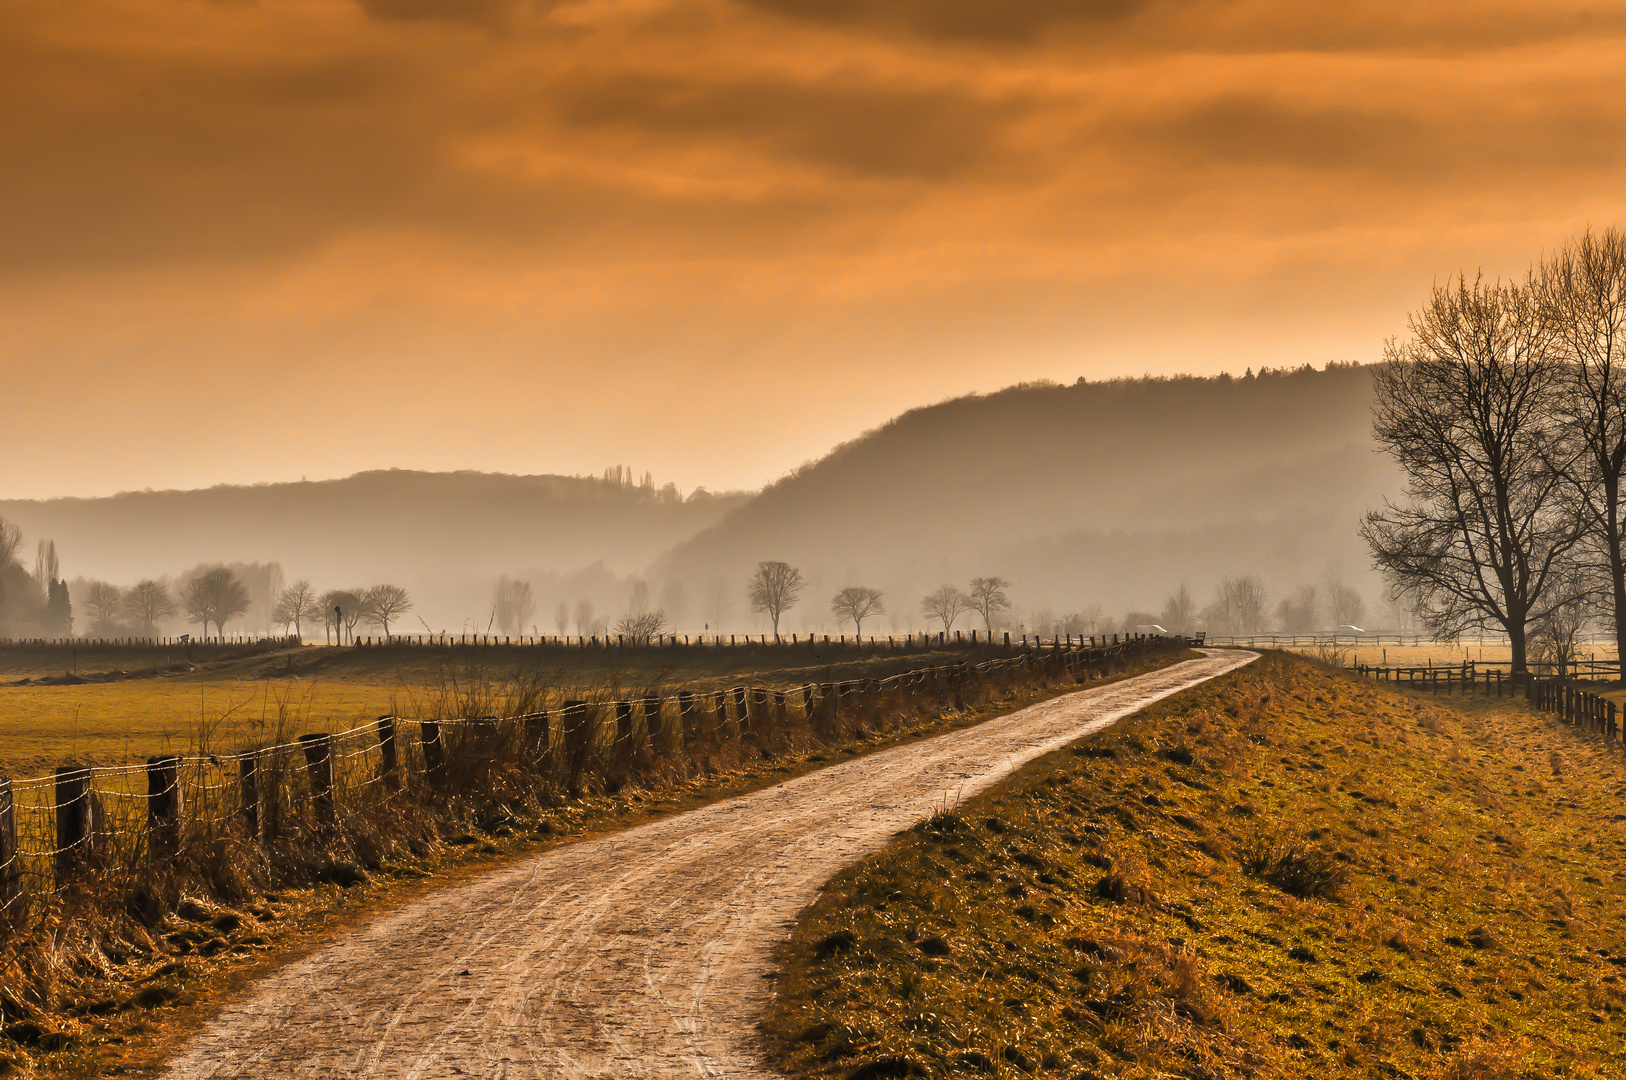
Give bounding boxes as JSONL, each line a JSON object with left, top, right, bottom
{"left": 1353, "top": 662, "right": 1622, "bottom": 744}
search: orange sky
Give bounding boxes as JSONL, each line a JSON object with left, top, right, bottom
{"left": 4, "top": 0, "right": 1626, "bottom": 499}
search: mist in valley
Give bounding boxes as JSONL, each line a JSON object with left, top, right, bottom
{"left": 0, "top": 365, "right": 1402, "bottom": 643}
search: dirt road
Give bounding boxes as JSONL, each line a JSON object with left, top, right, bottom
{"left": 160, "top": 648, "right": 1255, "bottom": 1079}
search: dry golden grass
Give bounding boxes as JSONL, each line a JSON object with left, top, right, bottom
{"left": 766, "top": 652, "right": 1626, "bottom": 1080}
{"left": 0, "top": 641, "right": 1019, "bottom": 776}
{"left": 0, "top": 643, "right": 1196, "bottom": 1079}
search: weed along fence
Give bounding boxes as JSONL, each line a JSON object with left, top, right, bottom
{"left": 0, "top": 636, "right": 1184, "bottom": 927}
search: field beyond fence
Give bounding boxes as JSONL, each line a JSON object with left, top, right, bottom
{"left": 0, "top": 635, "right": 1185, "bottom": 938}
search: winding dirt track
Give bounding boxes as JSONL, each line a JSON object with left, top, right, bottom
{"left": 161, "top": 649, "right": 1256, "bottom": 1079}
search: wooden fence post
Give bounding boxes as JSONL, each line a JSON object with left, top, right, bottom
{"left": 713, "top": 690, "right": 730, "bottom": 739}
{"left": 643, "top": 697, "right": 667, "bottom": 756}
{"left": 54, "top": 765, "right": 94, "bottom": 882}
{"left": 615, "top": 701, "right": 635, "bottom": 762}
{"left": 299, "top": 734, "right": 335, "bottom": 826}
{"left": 0, "top": 778, "right": 18, "bottom": 912}
{"left": 679, "top": 690, "right": 700, "bottom": 747}
{"left": 377, "top": 717, "right": 401, "bottom": 792}
{"left": 801, "top": 683, "right": 815, "bottom": 721}
{"left": 524, "top": 711, "right": 552, "bottom": 768}
{"left": 773, "top": 690, "right": 788, "bottom": 734}
{"left": 562, "top": 701, "right": 593, "bottom": 795}
{"left": 238, "top": 752, "right": 260, "bottom": 840}
{"left": 146, "top": 755, "right": 182, "bottom": 860}
{"left": 421, "top": 721, "right": 447, "bottom": 786}
{"left": 733, "top": 686, "right": 750, "bottom": 735}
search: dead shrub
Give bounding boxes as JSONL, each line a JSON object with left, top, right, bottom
{"left": 1236, "top": 829, "right": 1347, "bottom": 900}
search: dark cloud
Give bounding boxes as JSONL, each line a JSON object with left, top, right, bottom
{"left": 351, "top": 0, "right": 536, "bottom": 27}
{"left": 1132, "top": 94, "right": 1626, "bottom": 182}
{"left": 557, "top": 74, "right": 1036, "bottom": 179}
{"left": 731, "top": 0, "right": 1148, "bottom": 42}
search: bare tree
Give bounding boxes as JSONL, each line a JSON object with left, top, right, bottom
{"left": 33, "top": 539, "right": 58, "bottom": 585}
{"left": 184, "top": 568, "right": 251, "bottom": 639}
{"left": 1205, "top": 576, "right": 1268, "bottom": 634}
{"left": 125, "top": 579, "right": 176, "bottom": 635}
{"left": 1539, "top": 227, "right": 1626, "bottom": 673}
{"left": 1276, "top": 584, "right": 1318, "bottom": 634}
{"left": 830, "top": 586, "right": 885, "bottom": 637}
{"left": 0, "top": 517, "right": 21, "bottom": 569}
{"left": 747, "top": 561, "right": 804, "bottom": 638}
{"left": 612, "top": 578, "right": 667, "bottom": 644}
{"left": 321, "top": 589, "right": 364, "bottom": 644}
{"left": 1159, "top": 584, "right": 1195, "bottom": 635}
{"left": 920, "top": 584, "right": 969, "bottom": 631}
{"left": 493, "top": 576, "right": 535, "bottom": 636}
{"left": 272, "top": 580, "right": 319, "bottom": 638}
{"left": 83, "top": 580, "right": 124, "bottom": 632}
{"left": 554, "top": 601, "right": 570, "bottom": 636}
{"left": 1326, "top": 580, "right": 1366, "bottom": 629}
{"left": 361, "top": 584, "right": 412, "bottom": 637}
{"left": 573, "top": 598, "right": 595, "bottom": 638}
{"left": 1530, "top": 567, "right": 1593, "bottom": 676}
{"left": 1361, "top": 274, "right": 1585, "bottom": 673}
{"left": 966, "top": 576, "right": 1012, "bottom": 634}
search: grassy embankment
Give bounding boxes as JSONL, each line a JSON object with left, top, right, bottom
{"left": 0, "top": 640, "right": 1018, "bottom": 776}
{"left": 0, "top": 642, "right": 1197, "bottom": 1079}
{"left": 767, "top": 651, "right": 1626, "bottom": 1080}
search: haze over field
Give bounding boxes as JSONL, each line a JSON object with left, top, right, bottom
{"left": 0, "top": 366, "right": 1399, "bottom": 635}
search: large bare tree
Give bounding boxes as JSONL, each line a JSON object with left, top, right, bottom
{"left": 321, "top": 589, "right": 364, "bottom": 644}
{"left": 493, "top": 576, "right": 535, "bottom": 636}
{"left": 1539, "top": 227, "right": 1626, "bottom": 671}
{"left": 830, "top": 586, "right": 885, "bottom": 637}
{"left": 272, "top": 580, "right": 319, "bottom": 638}
{"left": 184, "top": 567, "right": 251, "bottom": 639}
{"left": 1361, "top": 274, "right": 1585, "bottom": 673}
{"left": 83, "top": 580, "right": 124, "bottom": 632}
{"left": 0, "top": 517, "right": 21, "bottom": 569}
{"left": 362, "top": 584, "right": 412, "bottom": 637}
{"left": 1159, "top": 584, "right": 1195, "bottom": 635}
{"left": 124, "top": 579, "right": 176, "bottom": 635}
{"left": 966, "top": 576, "right": 1011, "bottom": 634}
{"left": 1205, "top": 576, "right": 1268, "bottom": 634}
{"left": 747, "top": 561, "right": 804, "bottom": 638}
{"left": 920, "top": 584, "right": 968, "bottom": 631}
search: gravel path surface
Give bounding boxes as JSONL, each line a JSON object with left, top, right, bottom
{"left": 161, "top": 649, "right": 1255, "bottom": 1079}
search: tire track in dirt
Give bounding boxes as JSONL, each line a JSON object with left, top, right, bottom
{"left": 161, "top": 649, "right": 1256, "bottom": 1079}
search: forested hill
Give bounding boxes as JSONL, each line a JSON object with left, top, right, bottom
{"left": 0, "top": 470, "right": 748, "bottom": 625}
{"left": 654, "top": 365, "right": 1400, "bottom": 628}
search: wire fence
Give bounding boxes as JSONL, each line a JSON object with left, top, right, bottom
{"left": 0, "top": 634, "right": 1187, "bottom": 929}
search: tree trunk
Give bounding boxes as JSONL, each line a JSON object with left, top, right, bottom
{"left": 1509, "top": 622, "right": 1528, "bottom": 677}
{"left": 1608, "top": 476, "right": 1626, "bottom": 684}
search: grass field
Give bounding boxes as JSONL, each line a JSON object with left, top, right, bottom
{"left": 0, "top": 642, "right": 1198, "bottom": 1079}
{"left": 0, "top": 641, "right": 1017, "bottom": 779}
{"left": 767, "top": 651, "right": 1626, "bottom": 1080}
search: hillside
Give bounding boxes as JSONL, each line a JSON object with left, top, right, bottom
{"left": 0, "top": 470, "right": 748, "bottom": 632}
{"left": 655, "top": 365, "right": 1398, "bottom": 632}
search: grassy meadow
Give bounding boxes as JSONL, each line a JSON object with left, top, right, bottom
{"left": 0, "top": 639, "right": 1016, "bottom": 779}
{"left": 767, "top": 652, "right": 1626, "bottom": 1080}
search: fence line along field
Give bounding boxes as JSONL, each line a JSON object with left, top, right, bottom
{"left": 0, "top": 634, "right": 1193, "bottom": 1080}
{"left": 0, "top": 633, "right": 1081, "bottom": 776}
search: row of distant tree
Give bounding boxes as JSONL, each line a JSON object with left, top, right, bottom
{"left": 68, "top": 571, "right": 414, "bottom": 642}
{"left": 519, "top": 561, "right": 1373, "bottom": 644}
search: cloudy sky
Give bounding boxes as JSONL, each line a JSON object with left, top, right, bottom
{"left": 4, "top": 0, "right": 1623, "bottom": 498}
